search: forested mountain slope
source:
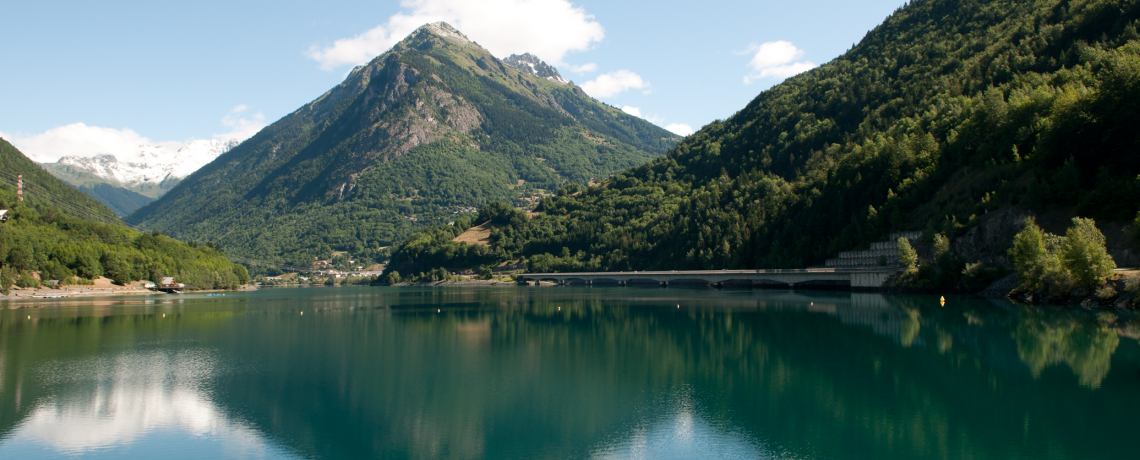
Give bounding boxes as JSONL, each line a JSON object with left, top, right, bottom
{"left": 0, "top": 139, "right": 249, "bottom": 290}
{"left": 127, "top": 22, "right": 678, "bottom": 268}
{"left": 387, "top": 0, "right": 1140, "bottom": 275}
{"left": 1, "top": 139, "right": 121, "bottom": 225}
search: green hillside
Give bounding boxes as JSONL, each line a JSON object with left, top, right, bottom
{"left": 0, "top": 138, "right": 248, "bottom": 291}
{"left": 77, "top": 183, "right": 155, "bottom": 216}
{"left": 386, "top": 0, "right": 1140, "bottom": 276}
{"left": 39, "top": 162, "right": 158, "bottom": 215}
{"left": 1, "top": 140, "right": 121, "bottom": 225}
{"left": 127, "top": 22, "right": 678, "bottom": 269}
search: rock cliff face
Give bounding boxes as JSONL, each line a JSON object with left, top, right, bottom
{"left": 949, "top": 208, "right": 1032, "bottom": 268}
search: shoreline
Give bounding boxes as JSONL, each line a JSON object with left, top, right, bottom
{"left": 1, "top": 284, "right": 259, "bottom": 304}
{"left": 1, "top": 287, "right": 162, "bottom": 302}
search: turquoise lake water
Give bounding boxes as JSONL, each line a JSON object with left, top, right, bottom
{"left": 0, "top": 286, "right": 1136, "bottom": 459}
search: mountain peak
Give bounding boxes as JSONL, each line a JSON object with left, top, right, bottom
{"left": 503, "top": 53, "right": 568, "bottom": 84}
{"left": 406, "top": 21, "right": 473, "bottom": 45}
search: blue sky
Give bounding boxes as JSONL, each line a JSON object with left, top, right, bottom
{"left": 1, "top": 0, "right": 906, "bottom": 161}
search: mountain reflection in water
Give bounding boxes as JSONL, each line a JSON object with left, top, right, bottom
{"left": 0, "top": 287, "right": 1137, "bottom": 459}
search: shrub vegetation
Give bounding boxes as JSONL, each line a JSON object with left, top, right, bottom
{"left": 1009, "top": 217, "right": 1115, "bottom": 295}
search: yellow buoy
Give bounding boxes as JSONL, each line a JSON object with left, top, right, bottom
{"left": 300, "top": 311, "right": 303, "bottom": 315}
{"left": 940, "top": 296, "right": 946, "bottom": 306}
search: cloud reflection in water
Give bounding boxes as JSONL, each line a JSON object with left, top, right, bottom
{"left": 0, "top": 350, "right": 299, "bottom": 459}
{"left": 590, "top": 385, "right": 775, "bottom": 460}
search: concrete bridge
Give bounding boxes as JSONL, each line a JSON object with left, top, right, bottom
{"left": 519, "top": 267, "right": 900, "bottom": 290}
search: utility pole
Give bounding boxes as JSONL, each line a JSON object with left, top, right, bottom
{"left": 17, "top": 175, "right": 23, "bottom": 202}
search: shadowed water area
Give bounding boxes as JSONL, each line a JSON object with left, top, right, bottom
{"left": 0, "top": 286, "right": 1137, "bottom": 459}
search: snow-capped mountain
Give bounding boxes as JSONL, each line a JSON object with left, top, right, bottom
{"left": 51, "top": 138, "right": 238, "bottom": 191}
{"left": 503, "top": 53, "right": 569, "bottom": 84}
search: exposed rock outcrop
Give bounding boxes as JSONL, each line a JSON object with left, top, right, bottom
{"left": 504, "top": 53, "right": 569, "bottom": 84}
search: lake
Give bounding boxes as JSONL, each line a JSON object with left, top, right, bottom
{"left": 0, "top": 286, "right": 1137, "bottom": 459}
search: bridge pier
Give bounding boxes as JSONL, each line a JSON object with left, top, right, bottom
{"left": 659, "top": 281, "right": 668, "bottom": 288}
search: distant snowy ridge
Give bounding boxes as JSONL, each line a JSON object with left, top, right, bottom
{"left": 54, "top": 138, "right": 238, "bottom": 188}
{"left": 503, "top": 53, "right": 569, "bottom": 84}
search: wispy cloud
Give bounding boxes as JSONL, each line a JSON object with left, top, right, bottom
{"left": 216, "top": 105, "right": 266, "bottom": 142}
{"left": 567, "top": 62, "right": 597, "bottom": 73}
{"left": 307, "top": 0, "right": 605, "bottom": 70}
{"left": 740, "top": 41, "right": 816, "bottom": 84}
{"left": 620, "top": 106, "right": 690, "bottom": 137}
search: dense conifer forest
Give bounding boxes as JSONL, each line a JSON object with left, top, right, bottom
{"left": 385, "top": 0, "right": 1140, "bottom": 278}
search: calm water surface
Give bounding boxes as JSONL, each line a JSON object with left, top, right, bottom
{"left": 0, "top": 286, "right": 1137, "bottom": 459}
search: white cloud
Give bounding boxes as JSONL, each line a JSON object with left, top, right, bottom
{"left": 665, "top": 124, "right": 694, "bottom": 136}
{"left": 3, "top": 106, "right": 266, "bottom": 163}
{"left": 307, "top": 0, "right": 605, "bottom": 70}
{"left": 1, "top": 124, "right": 176, "bottom": 163}
{"left": 625, "top": 106, "right": 663, "bottom": 124}
{"left": 568, "top": 62, "right": 597, "bottom": 73}
{"left": 580, "top": 70, "right": 649, "bottom": 98}
{"left": 741, "top": 41, "right": 816, "bottom": 84}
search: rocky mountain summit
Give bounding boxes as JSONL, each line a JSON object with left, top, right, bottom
{"left": 503, "top": 53, "right": 568, "bottom": 84}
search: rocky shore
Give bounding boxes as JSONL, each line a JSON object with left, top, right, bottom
{"left": 979, "top": 271, "right": 1138, "bottom": 310}
{"left": 3, "top": 278, "right": 259, "bottom": 303}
